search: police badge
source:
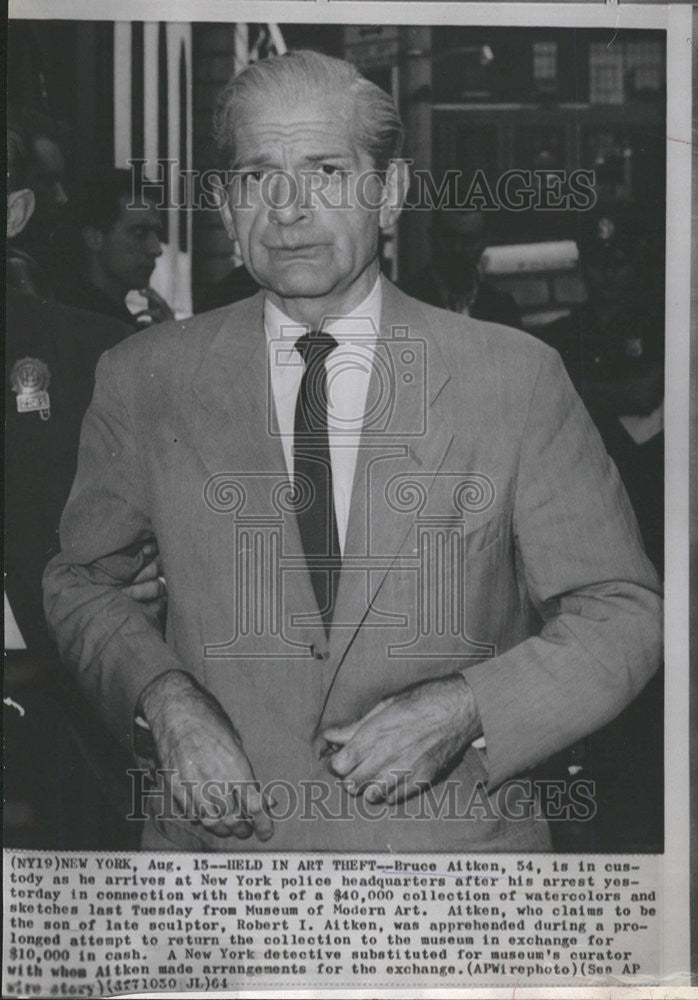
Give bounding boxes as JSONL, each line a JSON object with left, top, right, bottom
{"left": 11, "top": 357, "right": 51, "bottom": 421}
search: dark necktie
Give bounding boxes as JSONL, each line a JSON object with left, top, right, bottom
{"left": 293, "top": 330, "right": 341, "bottom": 632}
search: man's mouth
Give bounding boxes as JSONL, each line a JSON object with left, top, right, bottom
{"left": 266, "top": 243, "right": 326, "bottom": 256}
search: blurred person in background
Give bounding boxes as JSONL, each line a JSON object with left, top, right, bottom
{"left": 572, "top": 211, "right": 665, "bottom": 573}
{"left": 59, "top": 167, "right": 175, "bottom": 328}
{"left": 5, "top": 127, "right": 163, "bottom": 849}
{"left": 575, "top": 213, "right": 664, "bottom": 854}
{"left": 404, "top": 207, "right": 522, "bottom": 328}
{"left": 531, "top": 210, "right": 665, "bottom": 853}
{"left": 6, "top": 106, "right": 73, "bottom": 299}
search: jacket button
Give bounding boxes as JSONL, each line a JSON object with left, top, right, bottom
{"left": 310, "top": 644, "right": 326, "bottom": 660}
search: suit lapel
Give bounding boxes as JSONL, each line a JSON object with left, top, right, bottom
{"left": 189, "top": 293, "right": 321, "bottom": 647}
{"left": 325, "top": 281, "right": 455, "bottom": 693}
{"left": 190, "top": 293, "right": 279, "bottom": 478}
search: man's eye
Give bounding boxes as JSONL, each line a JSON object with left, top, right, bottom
{"left": 319, "top": 164, "right": 344, "bottom": 177}
{"left": 241, "top": 170, "right": 264, "bottom": 183}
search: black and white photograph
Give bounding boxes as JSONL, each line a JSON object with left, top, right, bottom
{"left": 3, "top": 1, "right": 692, "bottom": 996}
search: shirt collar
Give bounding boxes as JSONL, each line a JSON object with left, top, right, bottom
{"left": 264, "top": 275, "right": 382, "bottom": 347}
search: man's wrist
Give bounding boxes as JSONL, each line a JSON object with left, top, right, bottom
{"left": 137, "top": 669, "right": 195, "bottom": 725}
{"left": 449, "top": 672, "right": 483, "bottom": 744}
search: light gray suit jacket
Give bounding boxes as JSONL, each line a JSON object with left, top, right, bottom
{"left": 43, "top": 280, "right": 662, "bottom": 851}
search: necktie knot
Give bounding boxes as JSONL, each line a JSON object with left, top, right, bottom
{"left": 295, "top": 330, "right": 338, "bottom": 368}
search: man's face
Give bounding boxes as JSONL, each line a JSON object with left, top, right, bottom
{"left": 222, "top": 90, "right": 396, "bottom": 317}
{"left": 95, "top": 196, "right": 163, "bottom": 292}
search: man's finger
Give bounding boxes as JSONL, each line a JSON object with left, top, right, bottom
{"left": 227, "top": 778, "right": 274, "bottom": 842}
{"left": 322, "top": 721, "right": 360, "bottom": 748}
{"left": 386, "top": 777, "right": 431, "bottom": 806}
{"left": 221, "top": 776, "right": 273, "bottom": 840}
{"left": 201, "top": 810, "right": 253, "bottom": 839}
{"left": 361, "top": 778, "right": 391, "bottom": 804}
{"left": 229, "top": 819, "right": 254, "bottom": 838}
{"left": 162, "top": 769, "right": 197, "bottom": 820}
{"left": 322, "top": 696, "right": 396, "bottom": 766}
{"left": 327, "top": 720, "right": 388, "bottom": 777}
{"left": 237, "top": 783, "right": 274, "bottom": 841}
{"left": 366, "top": 766, "right": 421, "bottom": 804}
{"left": 132, "top": 560, "right": 160, "bottom": 584}
{"left": 123, "top": 579, "right": 164, "bottom": 602}
{"left": 335, "top": 747, "right": 398, "bottom": 792}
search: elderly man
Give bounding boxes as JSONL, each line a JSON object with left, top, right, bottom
{"left": 44, "top": 50, "right": 661, "bottom": 852}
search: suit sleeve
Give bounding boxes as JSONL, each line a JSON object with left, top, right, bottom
{"left": 43, "top": 348, "right": 185, "bottom": 754}
{"left": 463, "top": 347, "right": 662, "bottom": 789}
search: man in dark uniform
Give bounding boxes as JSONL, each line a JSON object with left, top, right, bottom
{"left": 5, "top": 127, "right": 162, "bottom": 848}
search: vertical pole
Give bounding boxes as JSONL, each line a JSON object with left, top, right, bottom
{"left": 113, "top": 23, "right": 132, "bottom": 168}
{"left": 399, "top": 25, "right": 432, "bottom": 282}
{"left": 143, "top": 22, "right": 159, "bottom": 176}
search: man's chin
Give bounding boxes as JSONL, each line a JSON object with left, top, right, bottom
{"left": 257, "top": 275, "right": 337, "bottom": 300}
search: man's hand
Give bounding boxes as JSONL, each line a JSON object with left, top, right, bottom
{"left": 322, "top": 674, "right": 482, "bottom": 804}
{"left": 138, "top": 670, "right": 273, "bottom": 841}
{"left": 122, "top": 541, "right": 165, "bottom": 603}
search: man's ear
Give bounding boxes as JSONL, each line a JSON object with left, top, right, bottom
{"left": 7, "top": 188, "right": 35, "bottom": 238}
{"left": 379, "top": 158, "right": 410, "bottom": 232}
{"left": 82, "top": 225, "right": 104, "bottom": 253}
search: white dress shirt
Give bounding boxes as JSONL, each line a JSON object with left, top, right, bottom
{"left": 264, "top": 277, "right": 381, "bottom": 556}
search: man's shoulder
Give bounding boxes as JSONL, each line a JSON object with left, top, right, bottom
{"left": 391, "top": 284, "right": 555, "bottom": 379}
{"left": 6, "top": 286, "right": 128, "bottom": 357}
{"left": 103, "top": 296, "right": 262, "bottom": 374}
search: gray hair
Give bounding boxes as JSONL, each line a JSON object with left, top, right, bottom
{"left": 213, "top": 49, "right": 404, "bottom": 175}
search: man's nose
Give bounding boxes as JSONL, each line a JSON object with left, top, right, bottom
{"left": 146, "top": 233, "right": 163, "bottom": 257}
{"left": 266, "top": 170, "right": 309, "bottom": 226}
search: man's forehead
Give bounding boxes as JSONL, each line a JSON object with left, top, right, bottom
{"left": 237, "top": 121, "right": 355, "bottom": 151}
{"left": 233, "top": 94, "right": 358, "bottom": 156}
{"left": 117, "top": 196, "right": 161, "bottom": 227}
{"left": 243, "top": 88, "right": 348, "bottom": 121}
